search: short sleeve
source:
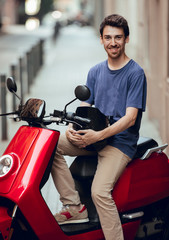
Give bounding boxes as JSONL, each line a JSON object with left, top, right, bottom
{"left": 126, "top": 73, "right": 147, "bottom": 112}
{"left": 85, "top": 68, "right": 95, "bottom": 105}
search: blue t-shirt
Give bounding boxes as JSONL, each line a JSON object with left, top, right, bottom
{"left": 85, "top": 59, "right": 147, "bottom": 159}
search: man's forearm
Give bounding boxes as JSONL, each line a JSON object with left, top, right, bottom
{"left": 99, "top": 107, "right": 138, "bottom": 141}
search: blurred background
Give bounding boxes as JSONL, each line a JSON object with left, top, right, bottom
{"left": 0, "top": 0, "right": 168, "bottom": 156}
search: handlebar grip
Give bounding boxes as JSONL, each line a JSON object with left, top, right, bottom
{"left": 73, "top": 116, "right": 91, "bottom": 124}
{"left": 66, "top": 112, "right": 91, "bottom": 125}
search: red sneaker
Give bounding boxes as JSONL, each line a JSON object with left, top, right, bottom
{"left": 54, "top": 204, "right": 89, "bottom": 225}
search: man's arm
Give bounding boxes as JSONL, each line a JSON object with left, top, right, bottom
{"left": 80, "top": 102, "right": 91, "bottom": 107}
{"left": 99, "top": 107, "right": 138, "bottom": 139}
{"left": 77, "top": 107, "right": 138, "bottom": 148}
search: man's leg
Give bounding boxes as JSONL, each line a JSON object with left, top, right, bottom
{"left": 91, "top": 146, "right": 131, "bottom": 240}
{"left": 51, "top": 133, "right": 96, "bottom": 224}
{"left": 51, "top": 133, "right": 95, "bottom": 205}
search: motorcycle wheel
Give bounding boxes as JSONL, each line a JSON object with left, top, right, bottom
{"left": 134, "top": 197, "right": 169, "bottom": 240}
{"left": 9, "top": 208, "right": 38, "bottom": 240}
{"left": 162, "top": 206, "right": 169, "bottom": 240}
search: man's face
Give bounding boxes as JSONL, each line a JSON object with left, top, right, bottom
{"left": 100, "top": 25, "right": 129, "bottom": 59}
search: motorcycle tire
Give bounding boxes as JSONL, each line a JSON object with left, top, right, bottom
{"left": 162, "top": 205, "right": 169, "bottom": 240}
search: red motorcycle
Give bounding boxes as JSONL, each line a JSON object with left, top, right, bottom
{"left": 0, "top": 77, "right": 168, "bottom": 240}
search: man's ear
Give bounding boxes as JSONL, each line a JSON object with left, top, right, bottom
{"left": 100, "top": 35, "right": 103, "bottom": 44}
{"left": 125, "top": 36, "right": 129, "bottom": 43}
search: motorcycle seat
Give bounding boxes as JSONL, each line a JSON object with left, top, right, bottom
{"left": 134, "top": 136, "right": 158, "bottom": 159}
{"left": 70, "top": 136, "right": 158, "bottom": 180}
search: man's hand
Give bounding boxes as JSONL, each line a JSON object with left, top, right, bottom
{"left": 66, "top": 127, "right": 101, "bottom": 149}
{"left": 66, "top": 127, "right": 85, "bottom": 148}
{"left": 76, "top": 129, "right": 102, "bottom": 148}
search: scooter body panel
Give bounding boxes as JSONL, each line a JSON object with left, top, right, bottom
{"left": 0, "top": 126, "right": 40, "bottom": 194}
{"left": 113, "top": 152, "right": 169, "bottom": 212}
{"left": 0, "top": 126, "right": 67, "bottom": 239}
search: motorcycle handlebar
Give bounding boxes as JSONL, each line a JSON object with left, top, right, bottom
{"left": 51, "top": 111, "right": 91, "bottom": 128}
{"left": 1, "top": 106, "right": 91, "bottom": 128}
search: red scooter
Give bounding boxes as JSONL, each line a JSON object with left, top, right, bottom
{"left": 0, "top": 77, "right": 169, "bottom": 240}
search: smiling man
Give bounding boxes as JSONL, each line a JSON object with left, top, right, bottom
{"left": 102, "top": 27, "right": 129, "bottom": 62}
{"left": 52, "top": 14, "right": 147, "bottom": 240}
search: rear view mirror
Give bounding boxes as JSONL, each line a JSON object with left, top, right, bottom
{"left": 74, "top": 85, "right": 90, "bottom": 101}
{"left": 6, "top": 77, "right": 17, "bottom": 93}
{"left": 6, "top": 77, "right": 21, "bottom": 100}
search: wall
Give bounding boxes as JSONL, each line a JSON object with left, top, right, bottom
{"left": 1, "top": 0, "right": 18, "bottom": 25}
{"left": 146, "top": 0, "right": 168, "bottom": 154}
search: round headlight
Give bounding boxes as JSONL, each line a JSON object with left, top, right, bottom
{"left": 0, "top": 155, "right": 13, "bottom": 177}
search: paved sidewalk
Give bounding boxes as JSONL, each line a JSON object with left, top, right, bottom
{"left": 0, "top": 25, "right": 163, "bottom": 214}
{"left": 0, "top": 24, "right": 53, "bottom": 75}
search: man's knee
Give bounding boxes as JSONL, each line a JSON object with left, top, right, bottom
{"left": 91, "top": 188, "right": 100, "bottom": 204}
{"left": 91, "top": 186, "right": 107, "bottom": 204}
{"left": 56, "top": 134, "right": 69, "bottom": 155}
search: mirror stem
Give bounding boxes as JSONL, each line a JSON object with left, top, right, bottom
{"left": 0, "top": 111, "right": 18, "bottom": 116}
{"left": 12, "top": 90, "right": 21, "bottom": 101}
{"left": 63, "top": 98, "right": 77, "bottom": 115}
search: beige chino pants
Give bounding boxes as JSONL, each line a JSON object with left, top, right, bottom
{"left": 51, "top": 134, "right": 131, "bottom": 240}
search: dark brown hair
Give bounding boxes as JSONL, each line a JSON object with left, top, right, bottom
{"left": 100, "top": 14, "right": 130, "bottom": 38}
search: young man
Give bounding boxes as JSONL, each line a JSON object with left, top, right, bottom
{"left": 52, "top": 14, "right": 147, "bottom": 240}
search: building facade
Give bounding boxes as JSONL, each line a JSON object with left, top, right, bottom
{"left": 0, "top": 0, "right": 18, "bottom": 26}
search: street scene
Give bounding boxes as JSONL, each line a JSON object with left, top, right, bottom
{"left": 0, "top": 1, "right": 169, "bottom": 240}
